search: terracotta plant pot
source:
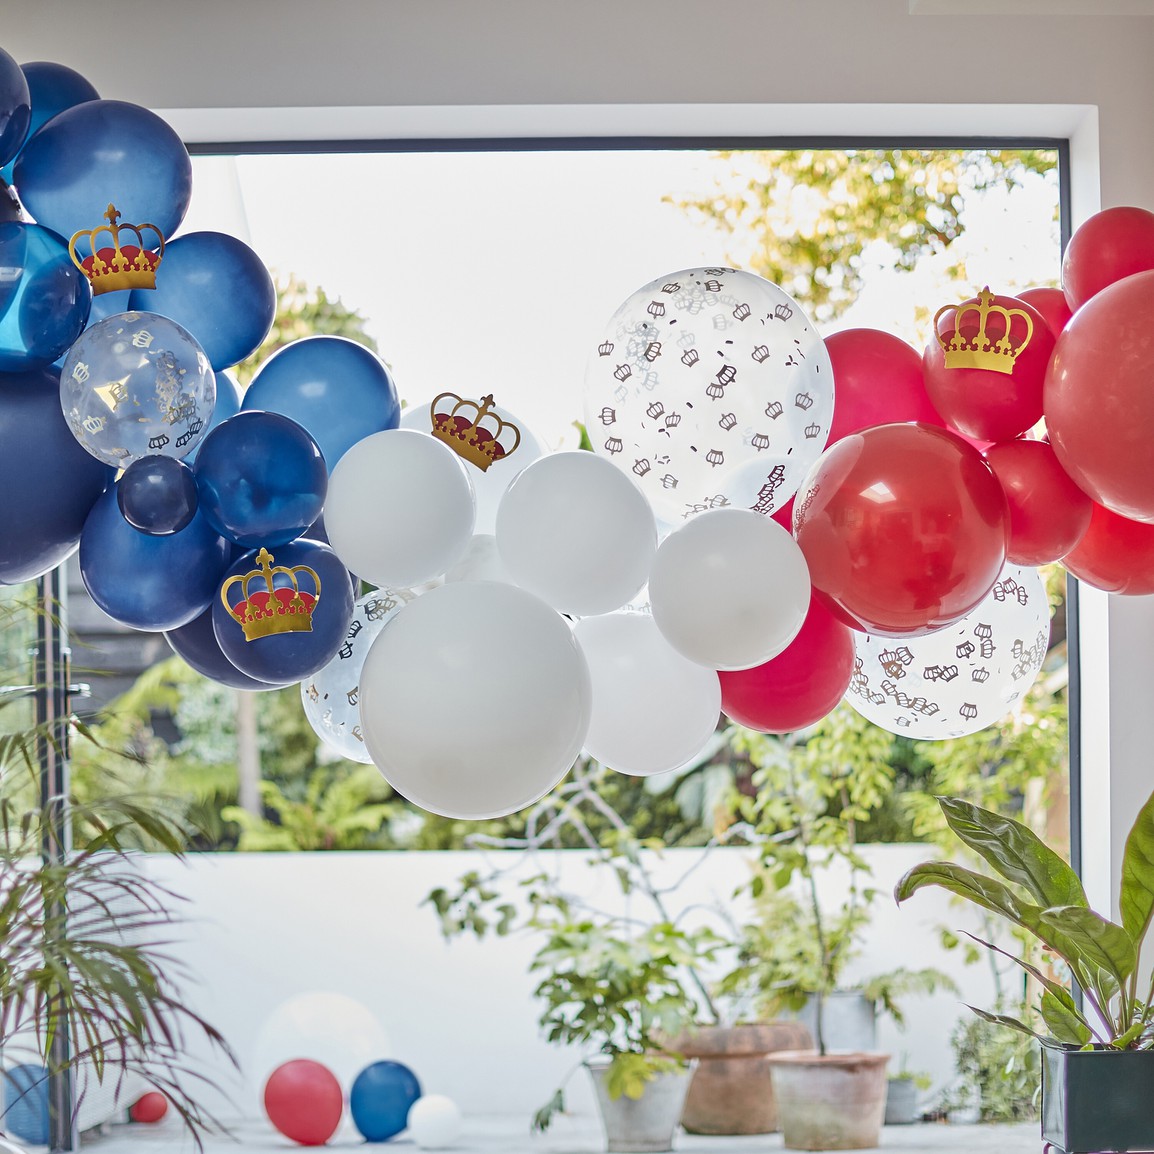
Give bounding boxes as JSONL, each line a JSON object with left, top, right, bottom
{"left": 669, "top": 1021, "right": 813, "bottom": 1135}
{"left": 766, "top": 1050, "right": 890, "bottom": 1151}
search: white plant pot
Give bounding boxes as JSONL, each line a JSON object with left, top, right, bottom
{"left": 586, "top": 1057, "right": 696, "bottom": 1153}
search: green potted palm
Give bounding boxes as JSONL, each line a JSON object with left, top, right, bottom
{"left": 895, "top": 792, "right": 1154, "bottom": 1154}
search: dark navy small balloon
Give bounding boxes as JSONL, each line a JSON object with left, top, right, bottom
{"left": 1, "top": 60, "right": 99, "bottom": 184}
{"left": 0, "top": 47, "right": 31, "bottom": 172}
{"left": 165, "top": 606, "right": 288, "bottom": 691}
{"left": 349, "top": 1061, "right": 422, "bottom": 1143}
{"left": 117, "top": 454, "right": 199, "bottom": 535}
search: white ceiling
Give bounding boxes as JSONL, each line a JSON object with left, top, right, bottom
{"left": 911, "top": 0, "right": 1154, "bottom": 12}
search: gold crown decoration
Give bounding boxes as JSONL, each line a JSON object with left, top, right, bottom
{"left": 220, "top": 547, "right": 321, "bottom": 642}
{"left": 429, "top": 392, "right": 522, "bottom": 472}
{"left": 68, "top": 204, "right": 166, "bottom": 295}
{"left": 933, "top": 286, "right": 1034, "bottom": 374}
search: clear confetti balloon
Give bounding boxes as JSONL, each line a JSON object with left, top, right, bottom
{"left": 60, "top": 310, "right": 215, "bottom": 467}
{"left": 844, "top": 564, "right": 1050, "bottom": 740}
{"left": 584, "top": 267, "right": 833, "bottom": 523}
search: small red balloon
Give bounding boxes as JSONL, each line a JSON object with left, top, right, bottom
{"left": 1016, "top": 287, "right": 1072, "bottom": 337}
{"left": 824, "top": 328, "right": 945, "bottom": 445}
{"left": 1061, "top": 502, "right": 1154, "bottom": 596}
{"left": 264, "top": 1059, "right": 343, "bottom": 1147}
{"left": 129, "top": 1092, "right": 168, "bottom": 1124}
{"left": 922, "top": 290, "right": 1055, "bottom": 443}
{"left": 983, "top": 439, "right": 1092, "bottom": 566}
{"left": 719, "top": 592, "right": 855, "bottom": 733}
{"left": 1062, "top": 206, "right": 1154, "bottom": 312}
{"left": 794, "top": 423, "right": 1008, "bottom": 637}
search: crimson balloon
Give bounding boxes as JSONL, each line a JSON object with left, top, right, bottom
{"left": 793, "top": 422, "right": 1008, "bottom": 637}
{"left": 1017, "top": 287, "right": 1072, "bottom": 337}
{"left": 1061, "top": 502, "right": 1154, "bottom": 596}
{"left": 129, "top": 1092, "right": 168, "bottom": 1124}
{"left": 1062, "top": 206, "right": 1154, "bottom": 312}
{"left": 263, "top": 1059, "right": 343, "bottom": 1147}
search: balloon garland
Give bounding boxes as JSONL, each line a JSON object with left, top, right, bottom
{"left": 2, "top": 39, "right": 1152, "bottom": 822}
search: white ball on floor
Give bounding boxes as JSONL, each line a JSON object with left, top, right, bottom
{"left": 409, "top": 1094, "right": 462, "bottom": 1149}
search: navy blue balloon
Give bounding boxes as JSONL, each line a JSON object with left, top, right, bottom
{"left": 243, "top": 336, "right": 400, "bottom": 471}
{"left": 1, "top": 60, "right": 99, "bottom": 184}
{"left": 3, "top": 1063, "right": 49, "bottom": 1146}
{"left": 13, "top": 99, "right": 191, "bottom": 242}
{"left": 213, "top": 538, "right": 355, "bottom": 684}
{"left": 79, "top": 486, "right": 230, "bottom": 631}
{"left": 165, "top": 606, "right": 288, "bottom": 691}
{"left": 52, "top": 287, "right": 131, "bottom": 369}
{"left": 349, "top": 1061, "right": 422, "bottom": 1142}
{"left": 128, "top": 231, "right": 276, "bottom": 371}
{"left": 0, "top": 366, "right": 111, "bottom": 583}
{"left": 0, "top": 221, "right": 91, "bottom": 371}
{"left": 186, "top": 368, "right": 241, "bottom": 462}
{"left": 194, "top": 410, "right": 327, "bottom": 547}
{"left": 0, "top": 47, "right": 30, "bottom": 172}
{"left": 118, "top": 454, "right": 199, "bottom": 535}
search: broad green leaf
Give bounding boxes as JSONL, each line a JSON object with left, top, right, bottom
{"left": 938, "top": 797, "right": 1087, "bottom": 909}
{"left": 895, "top": 861, "right": 1038, "bottom": 928}
{"left": 1120, "top": 789, "right": 1154, "bottom": 951}
{"left": 1039, "top": 990, "right": 1093, "bottom": 1046}
{"left": 1029, "top": 906, "right": 1137, "bottom": 994}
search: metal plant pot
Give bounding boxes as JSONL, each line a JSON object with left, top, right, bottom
{"left": 586, "top": 1057, "right": 696, "bottom": 1153}
{"left": 884, "top": 1076, "right": 920, "bottom": 1125}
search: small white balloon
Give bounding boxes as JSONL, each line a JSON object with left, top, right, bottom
{"left": 325, "top": 429, "right": 475, "bottom": 588}
{"left": 574, "top": 612, "right": 720, "bottom": 776}
{"left": 496, "top": 451, "right": 656, "bottom": 616}
{"left": 649, "top": 507, "right": 810, "bottom": 671}
{"left": 845, "top": 564, "right": 1050, "bottom": 739}
{"left": 444, "top": 534, "right": 510, "bottom": 584}
{"left": 409, "top": 1095, "right": 462, "bottom": 1149}
{"left": 359, "top": 581, "right": 592, "bottom": 819}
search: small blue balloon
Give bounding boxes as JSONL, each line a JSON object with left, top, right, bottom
{"left": 13, "top": 99, "right": 192, "bottom": 242}
{"left": 213, "top": 539, "right": 355, "bottom": 684}
{"left": 0, "top": 366, "right": 112, "bottom": 584}
{"left": 79, "top": 486, "right": 230, "bottom": 631}
{"left": 243, "top": 336, "right": 400, "bottom": 471}
{"left": 165, "top": 606, "right": 288, "bottom": 691}
{"left": 3, "top": 1063, "right": 49, "bottom": 1146}
{"left": 1, "top": 60, "right": 99, "bottom": 184}
{"left": 118, "top": 454, "right": 199, "bottom": 535}
{"left": 349, "top": 1060, "right": 422, "bottom": 1143}
{"left": 0, "top": 47, "right": 30, "bottom": 172}
{"left": 0, "top": 221, "right": 91, "bottom": 371}
{"left": 194, "top": 410, "right": 327, "bottom": 547}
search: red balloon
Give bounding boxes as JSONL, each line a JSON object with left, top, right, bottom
{"left": 1017, "top": 287, "right": 1072, "bottom": 337}
{"left": 794, "top": 423, "right": 1008, "bottom": 637}
{"left": 922, "top": 290, "right": 1055, "bottom": 443}
{"left": 983, "top": 439, "right": 1093, "bottom": 566}
{"left": 129, "top": 1092, "right": 169, "bottom": 1124}
{"left": 719, "top": 591, "right": 855, "bottom": 732}
{"left": 1044, "top": 269, "right": 1154, "bottom": 524}
{"left": 1061, "top": 501, "right": 1154, "bottom": 595}
{"left": 263, "top": 1059, "right": 343, "bottom": 1147}
{"left": 824, "top": 328, "right": 945, "bottom": 445}
{"left": 1062, "top": 206, "right": 1154, "bottom": 312}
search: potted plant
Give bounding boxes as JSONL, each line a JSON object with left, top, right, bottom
{"left": 895, "top": 791, "right": 1154, "bottom": 1154}
{"left": 883, "top": 1061, "right": 932, "bottom": 1125}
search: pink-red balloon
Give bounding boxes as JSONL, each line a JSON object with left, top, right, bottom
{"left": 983, "top": 439, "right": 1093, "bottom": 566}
{"left": 793, "top": 423, "right": 1008, "bottom": 637}
{"left": 1061, "top": 501, "right": 1154, "bottom": 596}
{"left": 824, "top": 328, "right": 945, "bottom": 445}
{"left": 129, "top": 1092, "right": 168, "bottom": 1124}
{"left": 922, "top": 291, "right": 1054, "bottom": 443}
{"left": 263, "top": 1059, "right": 343, "bottom": 1147}
{"left": 1044, "top": 269, "right": 1154, "bottom": 524}
{"left": 718, "top": 592, "right": 855, "bottom": 732}
{"left": 1017, "top": 287, "right": 1072, "bottom": 337}
{"left": 1062, "top": 206, "right": 1154, "bottom": 312}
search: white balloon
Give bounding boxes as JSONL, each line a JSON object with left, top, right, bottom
{"left": 409, "top": 1095, "right": 462, "bottom": 1149}
{"left": 400, "top": 394, "right": 542, "bottom": 534}
{"left": 649, "top": 508, "right": 810, "bottom": 671}
{"left": 845, "top": 564, "right": 1050, "bottom": 740}
{"left": 573, "top": 612, "right": 720, "bottom": 776}
{"left": 444, "top": 534, "right": 510, "bottom": 584}
{"left": 496, "top": 451, "right": 656, "bottom": 616}
{"left": 359, "top": 581, "right": 592, "bottom": 819}
{"left": 325, "top": 430, "right": 475, "bottom": 587}
{"left": 584, "top": 267, "right": 833, "bottom": 523}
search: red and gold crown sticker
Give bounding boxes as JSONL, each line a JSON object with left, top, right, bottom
{"left": 220, "top": 547, "right": 321, "bottom": 642}
{"left": 933, "top": 286, "right": 1034, "bottom": 375}
{"left": 68, "top": 203, "right": 166, "bottom": 295}
{"left": 429, "top": 392, "right": 521, "bottom": 472}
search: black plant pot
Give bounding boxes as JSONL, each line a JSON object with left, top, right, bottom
{"left": 1041, "top": 1040, "right": 1154, "bottom": 1153}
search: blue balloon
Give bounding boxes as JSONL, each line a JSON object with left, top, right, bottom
{"left": 243, "top": 337, "right": 400, "bottom": 471}
{"left": 0, "top": 366, "right": 112, "bottom": 584}
{"left": 186, "top": 367, "right": 241, "bottom": 462}
{"left": 349, "top": 1060, "right": 422, "bottom": 1142}
{"left": 194, "top": 410, "right": 327, "bottom": 547}
{"left": 0, "top": 47, "right": 30, "bottom": 172}
{"left": 79, "top": 486, "right": 230, "bottom": 631}
{"left": 52, "top": 287, "right": 132, "bottom": 369}
{"left": 1, "top": 60, "right": 99, "bottom": 184}
{"left": 165, "top": 605, "right": 288, "bottom": 691}
{"left": 212, "top": 539, "right": 355, "bottom": 684}
{"left": 128, "top": 231, "right": 275, "bottom": 371}
{"left": 118, "top": 454, "right": 199, "bottom": 535}
{"left": 3, "top": 1063, "right": 49, "bottom": 1146}
{"left": 13, "top": 99, "right": 191, "bottom": 243}
{"left": 0, "top": 221, "right": 91, "bottom": 371}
